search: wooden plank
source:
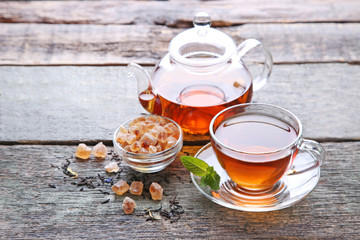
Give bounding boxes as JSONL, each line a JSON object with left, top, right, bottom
{"left": 0, "top": 0, "right": 360, "bottom": 26}
{"left": 0, "top": 23, "right": 359, "bottom": 65}
{"left": 0, "top": 64, "right": 359, "bottom": 143}
{"left": 0, "top": 142, "right": 359, "bottom": 239}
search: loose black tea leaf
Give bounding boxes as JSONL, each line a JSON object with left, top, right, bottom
{"left": 50, "top": 164, "right": 60, "bottom": 170}
{"left": 152, "top": 205, "right": 163, "bottom": 212}
{"left": 61, "top": 160, "right": 78, "bottom": 178}
{"left": 101, "top": 199, "right": 110, "bottom": 204}
{"left": 159, "top": 195, "right": 184, "bottom": 223}
{"left": 98, "top": 189, "right": 110, "bottom": 195}
{"left": 97, "top": 174, "right": 105, "bottom": 185}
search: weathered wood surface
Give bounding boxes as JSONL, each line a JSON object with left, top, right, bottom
{"left": 0, "top": 142, "right": 359, "bottom": 239}
{"left": 0, "top": 0, "right": 359, "bottom": 239}
{"left": 1, "top": 64, "right": 359, "bottom": 143}
{"left": 1, "top": 0, "right": 360, "bottom": 26}
{"left": 1, "top": 23, "right": 359, "bottom": 65}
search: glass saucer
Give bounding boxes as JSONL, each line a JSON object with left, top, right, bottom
{"left": 191, "top": 143, "right": 321, "bottom": 212}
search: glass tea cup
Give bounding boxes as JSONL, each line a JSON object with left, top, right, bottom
{"left": 209, "top": 103, "right": 325, "bottom": 192}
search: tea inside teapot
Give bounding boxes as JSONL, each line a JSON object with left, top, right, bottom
{"left": 139, "top": 55, "right": 253, "bottom": 135}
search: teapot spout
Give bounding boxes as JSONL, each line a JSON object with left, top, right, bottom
{"left": 128, "top": 63, "right": 152, "bottom": 95}
{"left": 127, "top": 63, "right": 162, "bottom": 115}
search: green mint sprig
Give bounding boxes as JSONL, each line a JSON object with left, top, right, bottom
{"left": 180, "top": 156, "right": 220, "bottom": 191}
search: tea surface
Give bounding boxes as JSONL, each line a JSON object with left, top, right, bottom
{"left": 215, "top": 113, "right": 298, "bottom": 154}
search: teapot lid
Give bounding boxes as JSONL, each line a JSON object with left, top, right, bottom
{"left": 169, "top": 12, "right": 236, "bottom": 67}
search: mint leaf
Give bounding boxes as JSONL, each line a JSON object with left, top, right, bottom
{"left": 202, "top": 166, "right": 220, "bottom": 191}
{"left": 181, "top": 156, "right": 209, "bottom": 177}
{"left": 181, "top": 156, "right": 220, "bottom": 191}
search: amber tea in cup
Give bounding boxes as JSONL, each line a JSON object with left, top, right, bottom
{"left": 210, "top": 103, "right": 323, "bottom": 191}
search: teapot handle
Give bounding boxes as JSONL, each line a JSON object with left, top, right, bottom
{"left": 237, "top": 39, "right": 273, "bottom": 91}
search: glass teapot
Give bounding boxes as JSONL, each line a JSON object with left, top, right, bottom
{"left": 128, "top": 12, "right": 273, "bottom": 135}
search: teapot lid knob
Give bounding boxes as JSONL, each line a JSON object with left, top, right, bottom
{"left": 193, "top": 12, "right": 211, "bottom": 36}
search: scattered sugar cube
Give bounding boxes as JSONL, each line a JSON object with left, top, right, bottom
{"left": 123, "top": 197, "right": 136, "bottom": 214}
{"left": 104, "top": 162, "right": 119, "bottom": 173}
{"left": 129, "top": 181, "right": 144, "bottom": 195}
{"left": 93, "top": 142, "right": 107, "bottom": 158}
{"left": 149, "top": 182, "right": 163, "bottom": 200}
{"left": 75, "top": 143, "right": 91, "bottom": 160}
{"left": 111, "top": 180, "right": 129, "bottom": 195}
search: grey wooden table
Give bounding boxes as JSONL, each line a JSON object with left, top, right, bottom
{"left": 0, "top": 1, "right": 359, "bottom": 239}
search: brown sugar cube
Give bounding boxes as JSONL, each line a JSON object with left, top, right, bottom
{"left": 104, "top": 162, "right": 119, "bottom": 173}
{"left": 129, "top": 116, "right": 146, "bottom": 127}
{"left": 93, "top": 142, "right": 107, "bottom": 159}
{"left": 135, "top": 121, "right": 146, "bottom": 135}
{"left": 123, "top": 145, "right": 131, "bottom": 152}
{"left": 138, "top": 147, "right": 149, "bottom": 154}
{"left": 129, "top": 125, "right": 141, "bottom": 138}
{"left": 75, "top": 143, "right": 91, "bottom": 160}
{"left": 149, "top": 125, "right": 159, "bottom": 137}
{"left": 165, "top": 136, "right": 178, "bottom": 150}
{"left": 157, "top": 129, "right": 168, "bottom": 142}
{"left": 145, "top": 122, "right": 157, "bottom": 131}
{"left": 139, "top": 133, "right": 157, "bottom": 148}
{"left": 116, "top": 132, "right": 128, "bottom": 145}
{"left": 164, "top": 123, "right": 180, "bottom": 139}
{"left": 156, "top": 116, "right": 167, "bottom": 126}
{"left": 111, "top": 180, "right": 129, "bottom": 195}
{"left": 150, "top": 125, "right": 168, "bottom": 142}
{"left": 130, "top": 141, "right": 142, "bottom": 152}
{"left": 155, "top": 143, "right": 162, "bottom": 152}
{"left": 119, "top": 125, "right": 128, "bottom": 134}
{"left": 123, "top": 197, "right": 136, "bottom": 214}
{"left": 145, "top": 115, "right": 157, "bottom": 123}
{"left": 125, "top": 134, "right": 137, "bottom": 145}
{"left": 129, "top": 181, "right": 144, "bottom": 195}
{"left": 149, "top": 145, "right": 157, "bottom": 154}
{"left": 149, "top": 182, "right": 163, "bottom": 200}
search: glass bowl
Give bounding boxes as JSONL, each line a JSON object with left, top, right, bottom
{"left": 113, "top": 115, "right": 183, "bottom": 173}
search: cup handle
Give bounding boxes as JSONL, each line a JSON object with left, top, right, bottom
{"left": 237, "top": 38, "right": 273, "bottom": 91}
{"left": 287, "top": 139, "right": 325, "bottom": 176}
